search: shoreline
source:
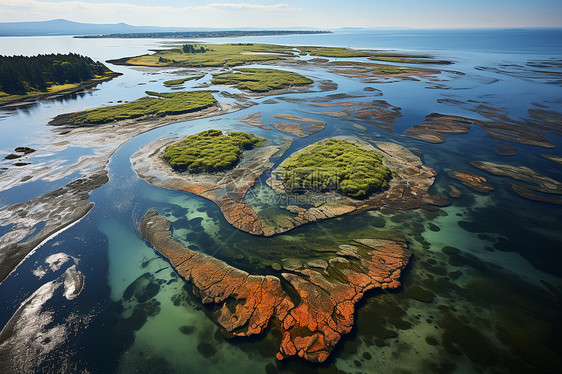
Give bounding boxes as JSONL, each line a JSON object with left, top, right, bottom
{"left": 0, "top": 100, "right": 250, "bottom": 285}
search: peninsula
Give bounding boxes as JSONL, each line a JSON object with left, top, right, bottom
{"left": 0, "top": 53, "right": 120, "bottom": 108}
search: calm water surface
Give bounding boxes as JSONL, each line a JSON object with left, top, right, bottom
{"left": 0, "top": 29, "right": 561, "bottom": 373}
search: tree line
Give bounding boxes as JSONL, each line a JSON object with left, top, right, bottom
{"left": 0, "top": 53, "right": 112, "bottom": 95}
{"left": 182, "top": 44, "right": 208, "bottom": 54}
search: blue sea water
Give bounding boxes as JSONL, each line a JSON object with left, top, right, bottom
{"left": 0, "top": 29, "right": 561, "bottom": 373}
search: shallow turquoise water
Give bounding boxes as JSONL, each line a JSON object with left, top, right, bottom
{"left": 0, "top": 30, "right": 561, "bottom": 373}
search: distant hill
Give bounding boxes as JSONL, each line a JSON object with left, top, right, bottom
{"left": 77, "top": 30, "right": 330, "bottom": 39}
{"left": 0, "top": 19, "right": 326, "bottom": 37}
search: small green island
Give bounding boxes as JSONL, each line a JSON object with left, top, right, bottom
{"left": 296, "top": 46, "right": 450, "bottom": 64}
{"left": 112, "top": 43, "right": 295, "bottom": 67}
{"left": 163, "top": 75, "right": 204, "bottom": 87}
{"left": 278, "top": 139, "right": 393, "bottom": 198}
{"left": 0, "top": 53, "right": 120, "bottom": 106}
{"left": 297, "top": 46, "right": 374, "bottom": 58}
{"left": 211, "top": 68, "right": 313, "bottom": 92}
{"left": 50, "top": 90, "right": 217, "bottom": 125}
{"left": 163, "top": 129, "right": 263, "bottom": 172}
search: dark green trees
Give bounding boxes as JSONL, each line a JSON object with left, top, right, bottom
{"left": 182, "top": 44, "right": 208, "bottom": 54}
{"left": 0, "top": 53, "right": 113, "bottom": 95}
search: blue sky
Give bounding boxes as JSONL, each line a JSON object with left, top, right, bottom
{"left": 0, "top": 0, "right": 561, "bottom": 28}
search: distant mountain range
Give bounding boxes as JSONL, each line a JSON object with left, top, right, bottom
{"left": 0, "top": 19, "right": 327, "bottom": 37}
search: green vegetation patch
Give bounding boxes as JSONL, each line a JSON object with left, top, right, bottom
{"left": 297, "top": 46, "right": 372, "bottom": 58}
{"left": 279, "top": 139, "right": 392, "bottom": 199}
{"left": 163, "top": 75, "right": 204, "bottom": 86}
{"left": 75, "top": 91, "right": 216, "bottom": 124}
{"left": 163, "top": 129, "right": 264, "bottom": 173}
{"left": 125, "top": 43, "right": 294, "bottom": 67}
{"left": 211, "top": 68, "right": 313, "bottom": 92}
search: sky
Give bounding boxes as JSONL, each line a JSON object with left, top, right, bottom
{"left": 0, "top": 0, "right": 561, "bottom": 29}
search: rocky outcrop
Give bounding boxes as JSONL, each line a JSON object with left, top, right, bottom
{"left": 403, "top": 113, "right": 472, "bottom": 143}
{"left": 542, "top": 154, "right": 562, "bottom": 165}
{"left": 240, "top": 113, "right": 326, "bottom": 137}
{"left": 272, "top": 114, "right": 327, "bottom": 137}
{"left": 448, "top": 170, "right": 495, "bottom": 193}
{"left": 311, "top": 100, "right": 402, "bottom": 133}
{"left": 423, "top": 109, "right": 559, "bottom": 148}
{"left": 471, "top": 160, "right": 562, "bottom": 204}
{"left": 139, "top": 210, "right": 411, "bottom": 362}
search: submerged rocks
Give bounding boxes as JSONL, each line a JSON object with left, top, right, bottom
{"left": 404, "top": 286, "right": 434, "bottom": 303}
{"left": 404, "top": 113, "right": 471, "bottom": 143}
{"left": 448, "top": 171, "right": 495, "bottom": 193}
{"left": 4, "top": 147, "right": 36, "bottom": 161}
{"left": 271, "top": 114, "right": 327, "bottom": 137}
{"left": 471, "top": 160, "right": 562, "bottom": 205}
{"left": 448, "top": 185, "right": 462, "bottom": 198}
{"left": 312, "top": 100, "right": 402, "bottom": 133}
{"left": 197, "top": 342, "right": 217, "bottom": 358}
{"left": 542, "top": 154, "right": 562, "bottom": 165}
{"left": 178, "top": 325, "right": 196, "bottom": 335}
{"left": 139, "top": 210, "right": 411, "bottom": 363}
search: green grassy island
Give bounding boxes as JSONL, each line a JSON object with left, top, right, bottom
{"left": 163, "top": 129, "right": 263, "bottom": 173}
{"left": 0, "top": 53, "right": 119, "bottom": 105}
{"left": 63, "top": 91, "right": 216, "bottom": 125}
{"left": 211, "top": 68, "right": 313, "bottom": 92}
{"left": 117, "top": 43, "right": 294, "bottom": 67}
{"left": 297, "top": 46, "right": 373, "bottom": 58}
{"left": 279, "top": 139, "right": 393, "bottom": 199}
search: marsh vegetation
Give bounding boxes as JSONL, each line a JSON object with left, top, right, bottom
{"left": 162, "top": 75, "right": 204, "bottom": 87}
{"left": 66, "top": 91, "right": 217, "bottom": 124}
{"left": 122, "top": 43, "right": 294, "bottom": 67}
{"left": 211, "top": 68, "right": 313, "bottom": 92}
{"left": 279, "top": 139, "right": 392, "bottom": 199}
{"left": 163, "top": 129, "right": 263, "bottom": 173}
